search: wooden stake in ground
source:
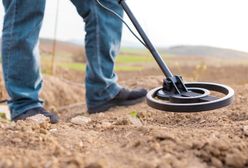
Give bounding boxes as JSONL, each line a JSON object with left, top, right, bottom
{"left": 51, "top": 0, "right": 60, "bottom": 75}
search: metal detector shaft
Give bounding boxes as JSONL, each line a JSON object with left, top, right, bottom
{"left": 119, "top": 0, "right": 173, "bottom": 78}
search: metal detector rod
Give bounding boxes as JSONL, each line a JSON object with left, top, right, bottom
{"left": 119, "top": 0, "right": 173, "bottom": 78}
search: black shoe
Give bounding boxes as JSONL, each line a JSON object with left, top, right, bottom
{"left": 12, "top": 107, "right": 59, "bottom": 124}
{"left": 88, "top": 88, "right": 147, "bottom": 114}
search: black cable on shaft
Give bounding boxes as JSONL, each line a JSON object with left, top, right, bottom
{"left": 95, "top": 0, "right": 148, "bottom": 48}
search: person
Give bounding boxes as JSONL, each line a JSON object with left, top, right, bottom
{"left": 1, "top": 0, "right": 147, "bottom": 123}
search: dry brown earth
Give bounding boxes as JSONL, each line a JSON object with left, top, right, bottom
{"left": 0, "top": 57, "right": 248, "bottom": 168}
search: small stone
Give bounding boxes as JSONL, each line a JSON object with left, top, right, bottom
{"left": 49, "top": 128, "right": 58, "bottom": 133}
{"left": 70, "top": 116, "right": 92, "bottom": 125}
{"left": 128, "top": 116, "right": 143, "bottom": 127}
{"left": 40, "top": 128, "right": 48, "bottom": 134}
{"left": 79, "top": 141, "right": 84, "bottom": 147}
{"left": 26, "top": 114, "right": 49, "bottom": 124}
{"left": 101, "top": 121, "right": 112, "bottom": 127}
{"left": 150, "top": 142, "right": 161, "bottom": 152}
{"left": 211, "top": 157, "right": 223, "bottom": 168}
{"left": 11, "top": 138, "right": 22, "bottom": 143}
{"left": 40, "top": 121, "right": 50, "bottom": 129}
{"left": 9, "top": 122, "right": 16, "bottom": 127}
{"left": 225, "top": 152, "right": 246, "bottom": 168}
{"left": 23, "top": 126, "right": 33, "bottom": 133}
{"left": 243, "top": 126, "right": 248, "bottom": 136}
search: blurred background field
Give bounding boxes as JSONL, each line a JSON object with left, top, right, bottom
{"left": 39, "top": 38, "right": 248, "bottom": 76}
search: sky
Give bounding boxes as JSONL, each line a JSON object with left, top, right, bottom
{"left": 1, "top": 0, "right": 248, "bottom": 52}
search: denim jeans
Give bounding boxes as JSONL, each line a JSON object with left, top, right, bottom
{"left": 1, "top": 0, "right": 123, "bottom": 119}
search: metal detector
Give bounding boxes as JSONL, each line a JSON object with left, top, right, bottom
{"left": 98, "top": 0, "right": 235, "bottom": 112}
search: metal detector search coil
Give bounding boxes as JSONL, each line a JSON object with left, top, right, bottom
{"left": 147, "top": 82, "right": 234, "bottom": 112}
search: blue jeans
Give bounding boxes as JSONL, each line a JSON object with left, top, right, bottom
{"left": 1, "top": 0, "right": 123, "bottom": 119}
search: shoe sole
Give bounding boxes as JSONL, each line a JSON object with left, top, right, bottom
{"left": 88, "top": 97, "right": 145, "bottom": 114}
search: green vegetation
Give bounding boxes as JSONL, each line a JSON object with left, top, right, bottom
{"left": 116, "top": 54, "right": 154, "bottom": 63}
{"left": 57, "top": 62, "right": 143, "bottom": 72}
{"left": 41, "top": 48, "right": 156, "bottom": 73}
{"left": 129, "top": 111, "right": 138, "bottom": 118}
{"left": 115, "top": 65, "right": 143, "bottom": 71}
{"left": 59, "top": 62, "right": 86, "bottom": 71}
{"left": 0, "top": 112, "right": 6, "bottom": 120}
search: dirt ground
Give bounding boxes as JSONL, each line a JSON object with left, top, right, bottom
{"left": 0, "top": 57, "right": 248, "bottom": 168}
